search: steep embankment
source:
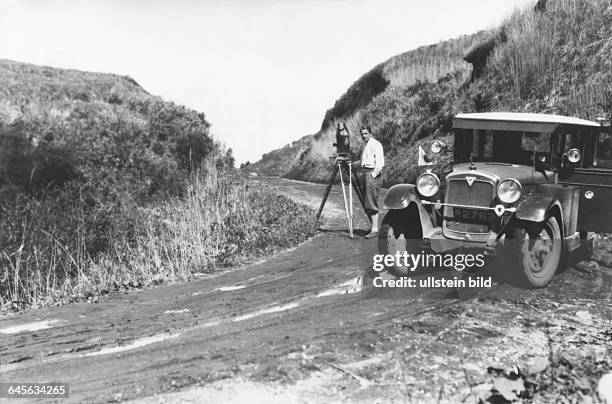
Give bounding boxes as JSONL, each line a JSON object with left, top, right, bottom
{"left": 249, "top": 0, "right": 611, "bottom": 185}
{"left": 0, "top": 60, "right": 312, "bottom": 310}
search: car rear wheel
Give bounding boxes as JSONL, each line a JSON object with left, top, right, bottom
{"left": 378, "top": 206, "right": 422, "bottom": 277}
{"left": 505, "top": 216, "right": 562, "bottom": 288}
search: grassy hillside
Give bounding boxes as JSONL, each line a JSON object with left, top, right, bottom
{"left": 242, "top": 136, "right": 312, "bottom": 177}
{"left": 0, "top": 60, "right": 312, "bottom": 310}
{"left": 250, "top": 0, "right": 611, "bottom": 185}
{"left": 247, "top": 31, "right": 487, "bottom": 177}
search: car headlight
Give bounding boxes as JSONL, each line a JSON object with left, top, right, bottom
{"left": 431, "top": 140, "right": 445, "bottom": 154}
{"left": 497, "top": 179, "right": 522, "bottom": 204}
{"left": 567, "top": 148, "right": 581, "bottom": 163}
{"left": 416, "top": 172, "right": 440, "bottom": 197}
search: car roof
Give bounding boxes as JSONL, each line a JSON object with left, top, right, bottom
{"left": 453, "top": 112, "right": 601, "bottom": 132}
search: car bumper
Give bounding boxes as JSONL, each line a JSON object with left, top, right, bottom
{"left": 422, "top": 227, "right": 503, "bottom": 255}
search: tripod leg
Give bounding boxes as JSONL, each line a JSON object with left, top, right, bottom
{"left": 351, "top": 170, "right": 369, "bottom": 222}
{"left": 338, "top": 163, "right": 352, "bottom": 238}
{"left": 312, "top": 164, "right": 339, "bottom": 234}
{"left": 348, "top": 163, "right": 354, "bottom": 238}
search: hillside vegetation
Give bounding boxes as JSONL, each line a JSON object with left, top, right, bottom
{"left": 249, "top": 0, "right": 611, "bottom": 185}
{"left": 0, "top": 60, "right": 312, "bottom": 310}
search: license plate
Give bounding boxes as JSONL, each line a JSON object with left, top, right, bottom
{"left": 453, "top": 207, "right": 496, "bottom": 223}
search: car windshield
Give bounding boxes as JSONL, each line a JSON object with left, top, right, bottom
{"left": 454, "top": 129, "right": 552, "bottom": 165}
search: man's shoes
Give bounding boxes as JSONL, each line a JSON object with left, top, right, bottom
{"left": 365, "top": 231, "right": 379, "bottom": 239}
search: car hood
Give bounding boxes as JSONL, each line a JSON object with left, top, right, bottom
{"left": 449, "top": 162, "right": 552, "bottom": 185}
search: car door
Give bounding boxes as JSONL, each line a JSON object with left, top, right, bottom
{"left": 558, "top": 128, "right": 612, "bottom": 233}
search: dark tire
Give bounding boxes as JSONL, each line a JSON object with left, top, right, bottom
{"left": 504, "top": 216, "right": 562, "bottom": 288}
{"left": 378, "top": 206, "right": 422, "bottom": 277}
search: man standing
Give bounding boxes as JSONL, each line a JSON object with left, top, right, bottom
{"left": 353, "top": 126, "right": 384, "bottom": 238}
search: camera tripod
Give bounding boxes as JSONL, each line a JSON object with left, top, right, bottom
{"left": 311, "top": 154, "right": 368, "bottom": 238}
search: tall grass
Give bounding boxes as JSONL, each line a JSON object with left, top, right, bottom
{"left": 386, "top": 58, "right": 470, "bottom": 89}
{"left": 490, "top": 0, "right": 611, "bottom": 107}
{"left": 383, "top": 32, "right": 488, "bottom": 88}
{"left": 492, "top": 8, "right": 556, "bottom": 100}
{"left": 0, "top": 163, "right": 313, "bottom": 310}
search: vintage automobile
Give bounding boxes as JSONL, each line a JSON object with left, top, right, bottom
{"left": 379, "top": 112, "right": 612, "bottom": 288}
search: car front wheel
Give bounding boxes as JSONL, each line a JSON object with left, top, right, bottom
{"left": 505, "top": 216, "right": 562, "bottom": 288}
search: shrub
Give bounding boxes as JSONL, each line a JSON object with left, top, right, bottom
{"left": 0, "top": 165, "right": 313, "bottom": 309}
{"left": 174, "top": 132, "right": 214, "bottom": 170}
{"left": 0, "top": 123, "right": 80, "bottom": 193}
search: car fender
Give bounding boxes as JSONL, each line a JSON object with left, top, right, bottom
{"left": 515, "top": 196, "right": 560, "bottom": 223}
{"left": 383, "top": 184, "right": 437, "bottom": 236}
{"left": 515, "top": 184, "right": 579, "bottom": 236}
{"left": 383, "top": 184, "right": 418, "bottom": 210}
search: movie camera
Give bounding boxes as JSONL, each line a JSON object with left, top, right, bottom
{"left": 333, "top": 122, "right": 351, "bottom": 160}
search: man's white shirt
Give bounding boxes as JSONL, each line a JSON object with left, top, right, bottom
{"left": 361, "top": 137, "right": 384, "bottom": 177}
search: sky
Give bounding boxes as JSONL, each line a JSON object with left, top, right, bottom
{"left": 0, "top": 0, "right": 534, "bottom": 164}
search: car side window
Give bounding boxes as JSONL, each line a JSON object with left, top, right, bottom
{"left": 594, "top": 131, "right": 612, "bottom": 168}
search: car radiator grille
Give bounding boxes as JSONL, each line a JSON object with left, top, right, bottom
{"left": 444, "top": 179, "right": 494, "bottom": 234}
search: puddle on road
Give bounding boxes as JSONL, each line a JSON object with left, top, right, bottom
{"left": 0, "top": 319, "right": 63, "bottom": 335}
{"left": 164, "top": 309, "right": 190, "bottom": 314}
{"left": 198, "top": 319, "right": 222, "bottom": 328}
{"left": 233, "top": 302, "right": 301, "bottom": 322}
{"left": 214, "top": 285, "right": 247, "bottom": 292}
{"left": 230, "top": 276, "right": 363, "bottom": 322}
{"left": 84, "top": 333, "right": 181, "bottom": 357}
{"left": 316, "top": 276, "right": 363, "bottom": 297}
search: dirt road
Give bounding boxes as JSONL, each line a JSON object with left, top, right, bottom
{"left": 1, "top": 177, "right": 611, "bottom": 403}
